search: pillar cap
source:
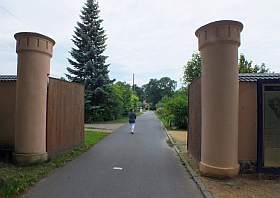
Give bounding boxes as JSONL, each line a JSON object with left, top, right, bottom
{"left": 14, "top": 32, "right": 55, "bottom": 45}
{"left": 195, "top": 20, "right": 243, "bottom": 50}
{"left": 14, "top": 32, "right": 55, "bottom": 57}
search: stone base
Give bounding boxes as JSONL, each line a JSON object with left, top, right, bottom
{"left": 13, "top": 152, "right": 48, "bottom": 166}
{"left": 199, "top": 161, "right": 239, "bottom": 178}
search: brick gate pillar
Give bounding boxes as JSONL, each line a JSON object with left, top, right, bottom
{"left": 195, "top": 20, "right": 243, "bottom": 177}
{"left": 14, "top": 32, "right": 55, "bottom": 165}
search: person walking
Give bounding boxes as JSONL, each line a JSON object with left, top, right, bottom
{"left": 128, "top": 109, "right": 137, "bottom": 134}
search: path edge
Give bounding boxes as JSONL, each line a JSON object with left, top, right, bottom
{"left": 159, "top": 120, "right": 213, "bottom": 198}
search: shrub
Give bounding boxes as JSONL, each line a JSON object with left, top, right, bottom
{"left": 157, "top": 89, "right": 188, "bottom": 129}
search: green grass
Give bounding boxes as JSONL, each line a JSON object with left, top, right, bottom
{"left": 0, "top": 131, "right": 109, "bottom": 198}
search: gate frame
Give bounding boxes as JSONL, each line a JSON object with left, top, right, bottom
{"left": 257, "top": 79, "right": 280, "bottom": 173}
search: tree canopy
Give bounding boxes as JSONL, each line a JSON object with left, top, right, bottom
{"left": 183, "top": 52, "right": 202, "bottom": 84}
{"left": 143, "top": 77, "right": 177, "bottom": 110}
{"left": 111, "top": 81, "right": 141, "bottom": 117}
{"left": 66, "top": 0, "right": 114, "bottom": 122}
{"left": 239, "top": 54, "right": 269, "bottom": 73}
{"left": 183, "top": 52, "right": 271, "bottom": 84}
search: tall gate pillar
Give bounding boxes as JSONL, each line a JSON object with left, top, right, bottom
{"left": 14, "top": 32, "right": 55, "bottom": 165}
{"left": 195, "top": 20, "right": 243, "bottom": 177}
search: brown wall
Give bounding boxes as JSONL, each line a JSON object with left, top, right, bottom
{"left": 188, "top": 79, "right": 258, "bottom": 163}
{"left": 238, "top": 82, "right": 257, "bottom": 161}
{"left": 47, "top": 78, "right": 84, "bottom": 156}
{"left": 188, "top": 77, "right": 201, "bottom": 162}
{"left": 0, "top": 81, "right": 16, "bottom": 146}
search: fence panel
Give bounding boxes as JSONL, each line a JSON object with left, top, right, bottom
{"left": 188, "top": 77, "right": 201, "bottom": 162}
{"left": 47, "top": 78, "right": 84, "bottom": 156}
{"left": 0, "top": 81, "right": 16, "bottom": 146}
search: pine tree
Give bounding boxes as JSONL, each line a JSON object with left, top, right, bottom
{"left": 66, "top": 0, "right": 113, "bottom": 122}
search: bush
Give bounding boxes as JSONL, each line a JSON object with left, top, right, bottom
{"left": 157, "top": 88, "right": 188, "bottom": 129}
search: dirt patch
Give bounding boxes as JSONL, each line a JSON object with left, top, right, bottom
{"left": 201, "top": 175, "right": 280, "bottom": 198}
{"left": 184, "top": 151, "right": 280, "bottom": 198}
{"left": 168, "top": 129, "right": 280, "bottom": 198}
{"left": 167, "top": 130, "right": 187, "bottom": 145}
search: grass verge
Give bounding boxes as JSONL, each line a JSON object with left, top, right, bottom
{"left": 0, "top": 131, "right": 109, "bottom": 198}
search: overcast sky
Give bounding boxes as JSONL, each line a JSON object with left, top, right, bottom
{"left": 0, "top": 0, "right": 280, "bottom": 86}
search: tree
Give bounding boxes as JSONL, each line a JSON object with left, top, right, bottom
{"left": 183, "top": 52, "right": 202, "bottom": 84}
{"left": 158, "top": 77, "right": 177, "bottom": 97}
{"left": 143, "top": 77, "right": 176, "bottom": 109}
{"left": 112, "top": 81, "right": 133, "bottom": 116}
{"left": 130, "top": 94, "right": 140, "bottom": 111}
{"left": 134, "top": 85, "right": 145, "bottom": 102}
{"left": 183, "top": 53, "right": 271, "bottom": 84}
{"left": 143, "top": 79, "right": 160, "bottom": 110}
{"left": 65, "top": 0, "right": 113, "bottom": 122}
{"left": 239, "top": 54, "right": 269, "bottom": 73}
{"left": 110, "top": 81, "right": 142, "bottom": 117}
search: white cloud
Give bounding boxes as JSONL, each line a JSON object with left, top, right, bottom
{"left": 0, "top": 0, "right": 280, "bottom": 85}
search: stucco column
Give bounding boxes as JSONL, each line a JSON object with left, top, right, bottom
{"left": 195, "top": 20, "right": 243, "bottom": 177}
{"left": 14, "top": 32, "right": 55, "bottom": 165}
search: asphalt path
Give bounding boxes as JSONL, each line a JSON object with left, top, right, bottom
{"left": 23, "top": 111, "right": 203, "bottom": 198}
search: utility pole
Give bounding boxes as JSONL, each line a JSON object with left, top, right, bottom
{"left": 132, "top": 73, "right": 135, "bottom": 92}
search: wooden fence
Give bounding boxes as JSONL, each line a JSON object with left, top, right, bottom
{"left": 47, "top": 78, "right": 84, "bottom": 156}
{"left": 188, "top": 77, "right": 201, "bottom": 162}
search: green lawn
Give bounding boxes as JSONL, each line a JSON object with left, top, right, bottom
{"left": 0, "top": 131, "right": 109, "bottom": 198}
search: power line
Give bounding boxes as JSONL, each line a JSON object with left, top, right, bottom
{"left": 0, "top": 6, "right": 24, "bottom": 25}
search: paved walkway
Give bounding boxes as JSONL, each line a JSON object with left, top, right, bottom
{"left": 23, "top": 112, "right": 203, "bottom": 198}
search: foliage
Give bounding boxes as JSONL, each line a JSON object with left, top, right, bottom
{"left": 134, "top": 85, "right": 145, "bottom": 102}
{"left": 143, "top": 77, "right": 177, "bottom": 110}
{"left": 183, "top": 53, "right": 271, "bottom": 84}
{"left": 66, "top": 0, "right": 114, "bottom": 122}
{"left": 142, "top": 79, "right": 160, "bottom": 110}
{"left": 157, "top": 88, "right": 188, "bottom": 129}
{"left": 111, "top": 81, "right": 141, "bottom": 118}
{"left": 239, "top": 54, "right": 269, "bottom": 73}
{"left": 91, "top": 112, "right": 144, "bottom": 124}
{"left": 130, "top": 94, "right": 140, "bottom": 111}
{"left": 183, "top": 52, "right": 202, "bottom": 84}
{"left": 158, "top": 77, "right": 177, "bottom": 97}
{"left": 91, "top": 85, "right": 121, "bottom": 121}
{"left": 0, "top": 131, "right": 108, "bottom": 198}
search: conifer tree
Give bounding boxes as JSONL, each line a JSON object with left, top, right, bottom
{"left": 66, "top": 0, "right": 113, "bottom": 122}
